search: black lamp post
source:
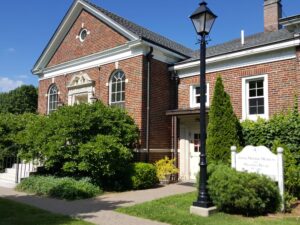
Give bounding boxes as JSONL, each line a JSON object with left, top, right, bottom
{"left": 190, "top": 1, "right": 217, "bottom": 208}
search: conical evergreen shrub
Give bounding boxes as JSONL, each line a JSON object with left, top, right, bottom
{"left": 206, "top": 76, "right": 239, "bottom": 163}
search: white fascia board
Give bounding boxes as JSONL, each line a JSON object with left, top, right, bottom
{"left": 177, "top": 47, "right": 297, "bottom": 79}
{"left": 142, "top": 40, "right": 187, "bottom": 62}
{"left": 171, "top": 39, "right": 300, "bottom": 72}
{"left": 40, "top": 40, "right": 146, "bottom": 80}
{"left": 33, "top": 0, "right": 138, "bottom": 74}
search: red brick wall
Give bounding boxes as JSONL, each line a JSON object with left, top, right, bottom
{"left": 38, "top": 55, "right": 173, "bottom": 152}
{"left": 178, "top": 59, "right": 298, "bottom": 119}
{"left": 140, "top": 58, "right": 173, "bottom": 150}
{"left": 47, "top": 10, "right": 128, "bottom": 67}
{"left": 39, "top": 56, "right": 143, "bottom": 128}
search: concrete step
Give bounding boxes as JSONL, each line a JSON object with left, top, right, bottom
{"left": 0, "top": 179, "right": 17, "bottom": 188}
{"left": 0, "top": 173, "right": 16, "bottom": 181}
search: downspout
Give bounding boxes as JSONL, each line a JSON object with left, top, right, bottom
{"left": 146, "top": 47, "right": 153, "bottom": 163}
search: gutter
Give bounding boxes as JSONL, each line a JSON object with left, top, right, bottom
{"left": 146, "top": 47, "right": 153, "bottom": 163}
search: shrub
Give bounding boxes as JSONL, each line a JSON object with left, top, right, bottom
{"left": 207, "top": 165, "right": 281, "bottom": 216}
{"left": 78, "top": 134, "right": 133, "bottom": 188}
{"left": 206, "top": 76, "right": 240, "bottom": 163}
{"left": 16, "top": 176, "right": 101, "bottom": 200}
{"left": 18, "top": 102, "right": 139, "bottom": 176}
{"left": 130, "top": 163, "right": 158, "bottom": 190}
{"left": 155, "top": 157, "right": 178, "bottom": 181}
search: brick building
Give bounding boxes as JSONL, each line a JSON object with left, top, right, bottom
{"left": 32, "top": 0, "right": 300, "bottom": 180}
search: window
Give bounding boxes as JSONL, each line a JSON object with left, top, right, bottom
{"left": 190, "top": 84, "right": 209, "bottom": 108}
{"left": 109, "top": 70, "right": 125, "bottom": 107}
{"left": 79, "top": 29, "right": 88, "bottom": 42}
{"left": 48, "top": 85, "right": 59, "bottom": 114}
{"left": 194, "top": 133, "right": 200, "bottom": 152}
{"left": 242, "top": 75, "right": 269, "bottom": 120}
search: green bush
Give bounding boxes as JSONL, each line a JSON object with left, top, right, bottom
{"left": 130, "top": 163, "right": 158, "bottom": 190}
{"left": 207, "top": 165, "right": 281, "bottom": 216}
{"left": 242, "top": 100, "right": 300, "bottom": 203}
{"left": 18, "top": 102, "right": 139, "bottom": 176}
{"left": 16, "top": 176, "right": 102, "bottom": 200}
{"left": 78, "top": 135, "right": 133, "bottom": 189}
{"left": 207, "top": 76, "right": 240, "bottom": 163}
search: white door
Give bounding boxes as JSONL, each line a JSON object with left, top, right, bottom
{"left": 189, "top": 133, "right": 200, "bottom": 180}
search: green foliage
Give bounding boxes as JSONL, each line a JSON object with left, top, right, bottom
{"left": 155, "top": 157, "right": 178, "bottom": 180}
{"left": 78, "top": 134, "right": 133, "bottom": 187}
{"left": 242, "top": 100, "right": 300, "bottom": 203}
{"left": 18, "top": 102, "right": 139, "bottom": 178}
{"left": 0, "top": 85, "right": 37, "bottom": 114}
{"left": 208, "top": 165, "right": 281, "bottom": 216}
{"left": 130, "top": 163, "right": 158, "bottom": 190}
{"left": 0, "top": 113, "right": 37, "bottom": 159}
{"left": 207, "top": 76, "right": 239, "bottom": 163}
{"left": 16, "top": 176, "right": 102, "bottom": 200}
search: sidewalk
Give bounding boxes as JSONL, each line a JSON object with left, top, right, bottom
{"left": 0, "top": 182, "right": 195, "bottom": 225}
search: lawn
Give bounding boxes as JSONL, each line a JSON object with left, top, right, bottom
{"left": 0, "top": 198, "right": 93, "bottom": 225}
{"left": 117, "top": 192, "right": 300, "bottom": 225}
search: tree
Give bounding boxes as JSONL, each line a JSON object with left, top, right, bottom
{"left": 206, "top": 76, "right": 239, "bottom": 163}
{"left": 0, "top": 85, "right": 38, "bottom": 114}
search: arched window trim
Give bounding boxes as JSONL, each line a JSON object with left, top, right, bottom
{"left": 48, "top": 84, "right": 59, "bottom": 114}
{"left": 109, "top": 70, "right": 126, "bottom": 107}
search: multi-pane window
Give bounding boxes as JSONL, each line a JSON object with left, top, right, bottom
{"left": 243, "top": 75, "right": 268, "bottom": 120}
{"left": 48, "top": 85, "right": 59, "bottom": 114}
{"left": 248, "top": 80, "right": 264, "bottom": 115}
{"left": 110, "top": 70, "right": 125, "bottom": 107}
{"left": 190, "top": 84, "right": 209, "bottom": 108}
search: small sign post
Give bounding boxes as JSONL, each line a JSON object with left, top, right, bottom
{"left": 231, "top": 145, "right": 284, "bottom": 211}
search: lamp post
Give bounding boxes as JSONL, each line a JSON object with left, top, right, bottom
{"left": 190, "top": 1, "right": 217, "bottom": 209}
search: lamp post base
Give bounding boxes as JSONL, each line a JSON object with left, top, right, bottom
{"left": 190, "top": 205, "right": 218, "bottom": 217}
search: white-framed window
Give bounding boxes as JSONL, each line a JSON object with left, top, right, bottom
{"left": 48, "top": 84, "right": 59, "bottom": 114}
{"left": 109, "top": 70, "right": 125, "bottom": 107}
{"left": 242, "top": 74, "right": 269, "bottom": 120}
{"left": 189, "top": 83, "right": 209, "bottom": 108}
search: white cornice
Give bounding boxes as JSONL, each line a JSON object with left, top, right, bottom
{"left": 176, "top": 47, "right": 297, "bottom": 79}
{"left": 171, "top": 39, "right": 300, "bottom": 72}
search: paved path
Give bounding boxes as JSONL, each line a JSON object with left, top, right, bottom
{"left": 0, "top": 182, "right": 195, "bottom": 225}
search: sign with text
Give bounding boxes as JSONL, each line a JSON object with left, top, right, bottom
{"left": 235, "top": 146, "right": 278, "bottom": 181}
{"left": 231, "top": 145, "right": 284, "bottom": 211}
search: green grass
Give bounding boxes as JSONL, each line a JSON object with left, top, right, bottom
{"left": 117, "top": 192, "right": 299, "bottom": 225}
{"left": 0, "top": 198, "right": 93, "bottom": 225}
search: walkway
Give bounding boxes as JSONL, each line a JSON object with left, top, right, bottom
{"left": 0, "top": 182, "right": 195, "bottom": 225}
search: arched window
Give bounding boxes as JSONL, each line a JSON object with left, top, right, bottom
{"left": 48, "top": 85, "right": 59, "bottom": 114}
{"left": 109, "top": 70, "right": 125, "bottom": 107}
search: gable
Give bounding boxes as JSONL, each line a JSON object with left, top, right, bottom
{"left": 47, "top": 9, "right": 129, "bottom": 68}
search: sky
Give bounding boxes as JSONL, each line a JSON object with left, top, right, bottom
{"left": 0, "top": 0, "right": 299, "bottom": 92}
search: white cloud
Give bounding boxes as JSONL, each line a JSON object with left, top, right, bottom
{"left": 0, "top": 77, "right": 24, "bottom": 92}
{"left": 7, "top": 48, "right": 16, "bottom": 53}
{"left": 16, "top": 74, "right": 29, "bottom": 79}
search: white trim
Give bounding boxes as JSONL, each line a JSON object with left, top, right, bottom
{"left": 189, "top": 83, "right": 209, "bottom": 108}
{"left": 40, "top": 41, "right": 146, "bottom": 79}
{"left": 242, "top": 74, "right": 269, "bottom": 121}
{"left": 172, "top": 39, "right": 300, "bottom": 72}
{"left": 176, "top": 47, "right": 296, "bottom": 79}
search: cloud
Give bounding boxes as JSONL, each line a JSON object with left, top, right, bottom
{"left": 16, "top": 74, "right": 29, "bottom": 79}
{"left": 0, "top": 77, "right": 24, "bottom": 92}
{"left": 7, "top": 48, "right": 16, "bottom": 53}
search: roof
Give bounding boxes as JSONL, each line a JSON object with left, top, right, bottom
{"left": 83, "top": 0, "right": 193, "bottom": 57}
{"left": 177, "top": 29, "right": 295, "bottom": 65}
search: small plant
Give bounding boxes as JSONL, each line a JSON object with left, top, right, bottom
{"left": 130, "top": 163, "right": 158, "bottom": 190}
{"left": 155, "top": 157, "right": 178, "bottom": 182}
{"left": 16, "top": 176, "right": 102, "bottom": 200}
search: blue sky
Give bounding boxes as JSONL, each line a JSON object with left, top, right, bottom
{"left": 0, "top": 0, "right": 299, "bottom": 92}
